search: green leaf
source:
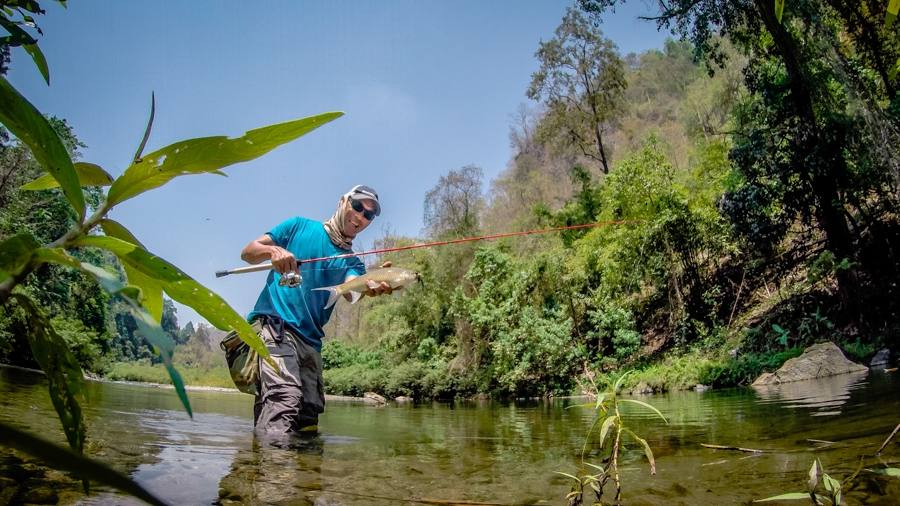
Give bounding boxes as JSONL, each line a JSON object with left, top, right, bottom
{"left": 754, "top": 492, "right": 812, "bottom": 502}
{"left": 106, "top": 111, "right": 344, "bottom": 206}
{"left": 624, "top": 428, "right": 656, "bottom": 475}
{"left": 822, "top": 473, "right": 840, "bottom": 495}
{"left": 775, "top": 0, "right": 785, "bottom": 23}
{"left": 0, "top": 232, "right": 40, "bottom": 275}
{"left": 888, "top": 0, "right": 899, "bottom": 28}
{"left": 132, "top": 92, "right": 155, "bottom": 163}
{"left": 0, "top": 421, "right": 166, "bottom": 506}
{"left": 10, "top": 293, "right": 85, "bottom": 454}
{"left": 22, "top": 43, "right": 49, "bottom": 84}
{"left": 613, "top": 370, "right": 632, "bottom": 393}
{"left": 554, "top": 471, "right": 582, "bottom": 483}
{"left": 890, "top": 58, "right": 900, "bottom": 81}
{"left": 75, "top": 235, "right": 272, "bottom": 365}
{"left": 584, "top": 462, "right": 605, "bottom": 473}
{"left": 867, "top": 467, "right": 900, "bottom": 477}
{"left": 598, "top": 415, "right": 618, "bottom": 448}
{"left": 0, "top": 77, "right": 84, "bottom": 218}
{"left": 33, "top": 247, "right": 80, "bottom": 269}
{"left": 619, "top": 399, "right": 669, "bottom": 423}
{"left": 99, "top": 220, "right": 163, "bottom": 321}
{"left": 30, "top": 249, "right": 193, "bottom": 416}
{"left": 594, "top": 391, "right": 609, "bottom": 410}
{"left": 21, "top": 162, "right": 114, "bottom": 190}
{"left": 132, "top": 308, "right": 192, "bottom": 418}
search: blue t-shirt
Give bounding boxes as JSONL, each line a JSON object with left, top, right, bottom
{"left": 247, "top": 217, "right": 365, "bottom": 351}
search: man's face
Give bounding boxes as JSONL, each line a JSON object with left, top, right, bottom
{"left": 342, "top": 196, "right": 376, "bottom": 237}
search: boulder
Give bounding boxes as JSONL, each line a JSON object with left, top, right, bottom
{"left": 751, "top": 342, "right": 867, "bottom": 386}
{"left": 870, "top": 348, "right": 891, "bottom": 368}
{"left": 363, "top": 391, "right": 387, "bottom": 405}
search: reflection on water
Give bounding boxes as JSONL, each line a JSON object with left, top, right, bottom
{"left": 752, "top": 370, "right": 869, "bottom": 416}
{"left": 1, "top": 367, "right": 899, "bottom": 505}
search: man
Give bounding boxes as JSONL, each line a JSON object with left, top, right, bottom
{"left": 240, "top": 185, "right": 392, "bottom": 434}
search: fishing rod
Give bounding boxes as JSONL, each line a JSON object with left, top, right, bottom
{"left": 215, "top": 220, "right": 637, "bottom": 284}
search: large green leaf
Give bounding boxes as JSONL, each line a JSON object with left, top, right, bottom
{"left": 33, "top": 248, "right": 193, "bottom": 416}
{"left": 888, "top": 0, "right": 899, "bottom": 28}
{"left": 0, "top": 421, "right": 166, "bottom": 506}
{"left": 0, "top": 77, "right": 84, "bottom": 218}
{"left": 75, "top": 235, "right": 271, "bottom": 364}
{"left": 21, "top": 162, "right": 113, "bottom": 190}
{"left": 132, "top": 307, "right": 192, "bottom": 418}
{"left": 23, "top": 43, "right": 49, "bottom": 84}
{"left": 0, "top": 232, "right": 40, "bottom": 277}
{"left": 99, "top": 220, "right": 163, "bottom": 321}
{"left": 106, "top": 111, "right": 344, "bottom": 206}
{"left": 10, "top": 292, "right": 85, "bottom": 454}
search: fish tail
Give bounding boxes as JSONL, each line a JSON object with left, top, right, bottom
{"left": 311, "top": 286, "right": 342, "bottom": 309}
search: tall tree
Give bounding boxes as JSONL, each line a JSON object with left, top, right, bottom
{"left": 527, "top": 7, "right": 627, "bottom": 174}
{"left": 423, "top": 165, "right": 484, "bottom": 239}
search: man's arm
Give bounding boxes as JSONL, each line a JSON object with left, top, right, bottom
{"left": 241, "top": 234, "right": 298, "bottom": 274}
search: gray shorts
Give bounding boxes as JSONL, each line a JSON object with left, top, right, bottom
{"left": 253, "top": 318, "right": 325, "bottom": 434}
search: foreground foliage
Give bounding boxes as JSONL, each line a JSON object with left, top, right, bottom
{"left": 0, "top": 3, "right": 342, "bottom": 499}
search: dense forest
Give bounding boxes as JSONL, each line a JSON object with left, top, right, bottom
{"left": 2, "top": 0, "right": 898, "bottom": 401}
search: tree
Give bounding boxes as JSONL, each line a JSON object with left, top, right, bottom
{"left": 579, "top": 0, "right": 900, "bottom": 326}
{"left": 161, "top": 298, "right": 184, "bottom": 344}
{"left": 527, "top": 7, "right": 627, "bottom": 174}
{"left": 423, "top": 164, "right": 484, "bottom": 239}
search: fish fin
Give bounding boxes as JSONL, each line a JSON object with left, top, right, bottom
{"left": 312, "top": 286, "right": 341, "bottom": 309}
{"left": 349, "top": 291, "right": 363, "bottom": 305}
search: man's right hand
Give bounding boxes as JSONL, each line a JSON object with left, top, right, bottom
{"left": 268, "top": 245, "right": 298, "bottom": 274}
{"left": 241, "top": 234, "right": 297, "bottom": 274}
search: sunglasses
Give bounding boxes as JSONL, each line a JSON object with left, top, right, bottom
{"left": 349, "top": 197, "right": 377, "bottom": 221}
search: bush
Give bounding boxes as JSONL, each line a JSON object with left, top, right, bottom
{"left": 697, "top": 347, "right": 803, "bottom": 387}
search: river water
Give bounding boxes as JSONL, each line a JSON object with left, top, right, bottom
{"left": 1, "top": 366, "right": 898, "bottom": 505}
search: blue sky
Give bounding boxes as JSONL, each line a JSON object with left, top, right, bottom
{"left": 9, "top": 1, "right": 671, "bottom": 326}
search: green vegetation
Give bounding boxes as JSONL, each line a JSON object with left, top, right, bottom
{"left": 558, "top": 371, "right": 668, "bottom": 505}
{"left": 321, "top": 0, "right": 899, "bottom": 400}
{"left": 0, "top": 1, "right": 341, "bottom": 500}
{"left": 755, "top": 423, "right": 900, "bottom": 505}
{"left": 2, "top": 1, "right": 898, "bottom": 408}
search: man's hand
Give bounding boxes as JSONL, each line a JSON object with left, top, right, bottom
{"left": 269, "top": 246, "right": 297, "bottom": 274}
{"left": 364, "top": 261, "right": 399, "bottom": 297}
{"left": 241, "top": 234, "right": 298, "bottom": 274}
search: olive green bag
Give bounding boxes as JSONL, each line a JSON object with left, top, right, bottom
{"left": 220, "top": 320, "right": 263, "bottom": 395}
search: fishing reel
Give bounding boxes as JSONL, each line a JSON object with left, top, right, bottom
{"left": 278, "top": 271, "right": 302, "bottom": 288}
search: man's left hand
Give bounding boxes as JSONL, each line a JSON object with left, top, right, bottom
{"left": 365, "top": 261, "right": 395, "bottom": 297}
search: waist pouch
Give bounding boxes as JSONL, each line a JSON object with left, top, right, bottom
{"left": 220, "top": 319, "right": 263, "bottom": 395}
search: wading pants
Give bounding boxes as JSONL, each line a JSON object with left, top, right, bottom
{"left": 253, "top": 317, "right": 325, "bottom": 434}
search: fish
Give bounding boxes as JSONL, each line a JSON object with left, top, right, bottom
{"left": 311, "top": 267, "right": 420, "bottom": 309}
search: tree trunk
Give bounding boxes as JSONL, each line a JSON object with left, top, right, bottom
{"left": 754, "top": 0, "right": 862, "bottom": 318}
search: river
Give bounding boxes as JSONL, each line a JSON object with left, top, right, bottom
{"left": 1, "top": 366, "right": 898, "bottom": 505}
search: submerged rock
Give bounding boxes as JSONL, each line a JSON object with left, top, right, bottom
{"left": 870, "top": 348, "right": 891, "bottom": 367}
{"left": 752, "top": 342, "right": 867, "bottom": 386}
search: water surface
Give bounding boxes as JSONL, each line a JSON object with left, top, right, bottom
{"left": 1, "top": 367, "right": 898, "bottom": 505}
